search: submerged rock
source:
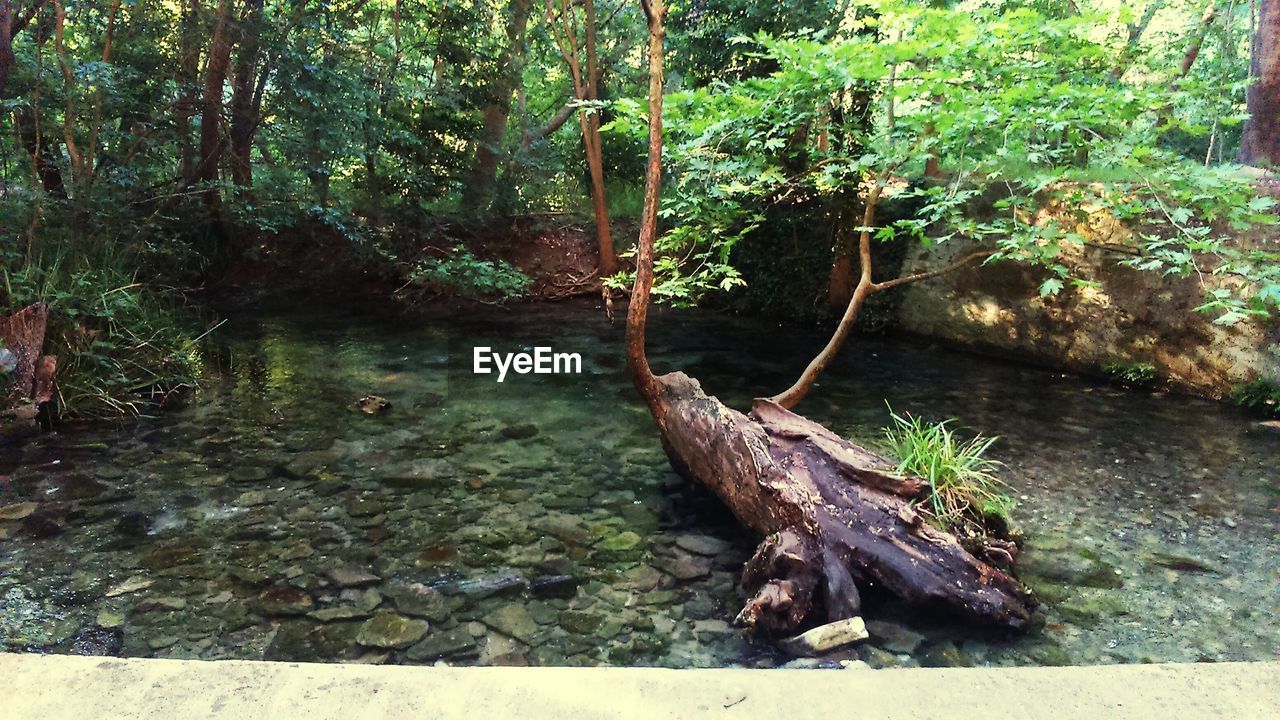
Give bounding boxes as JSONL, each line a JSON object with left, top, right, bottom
{"left": 559, "top": 610, "right": 604, "bottom": 635}
{"left": 356, "top": 612, "right": 429, "bottom": 649}
{"left": 105, "top": 576, "right": 154, "bottom": 598}
{"left": 308, "top": 607, "right": 372, "bottom": 623}
{"left": 0, "top": 502, "right": 38, "bottom": 521}
{"left": 254, "top": 586, "right": 315, "bottom": 616}
{"left": 354, "top": 396, "right": 391, "bottom": 415}
{"left": 920, "top": 641, "right": 974, "bottom": 668}
{"left": 22, "top": 508, "right": 65, "bottom": 538}
{"left": 1020, "top": 547, "right": 1123, "bottom": 588}
{"left": 326, "top": 566, "right": 381, "bottom": 588}
{"left": 405, "top": 627, "right": 478, "bottom": 661}
{"left": 452, "top": 572, "right": 526, "bottom": 599}
{"left": 674, "top": 534, "right": 731, "bottom": 557}
{"left": 383, "top": 582, "right": 448, "bottom": 620}
{"left": 266, "top": 620, "right": 361, "bottom": 661}
{"left": 659, "top": 553, "right": 712, "bottom": 581}
{"left": 530, "top": 575, "right": 578, "bottom": 600}
{"left": 1147, "top": 552, "right": 1222, "bottom": 575}
{"left": 499, "top": 424, "right": 539, "bottom": 440}
{"left": 863, "top": 620, "right": 925, "bottom": 654}
{"left": 483, "top": 603, "right": 540, "bottom": 644}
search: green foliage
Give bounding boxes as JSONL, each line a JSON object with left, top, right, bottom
{"left": 1231, "top": 379, "right": 1280, "bottom": 417}
{"left": 408, "top": 246, "right": 531, "bottom": 303}
{"left": 1101, "top": 362, "right": 1159, "bottom": 387}
{"left": 604, "top": 1, "right": 1278, "bottom": 323}
{"left": 2, "top": 258, "right": 206, "bottom": 419}
{"left": 881, "top": 406, "right": 1015, "bottom": 536}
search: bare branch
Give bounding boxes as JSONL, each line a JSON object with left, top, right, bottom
{"left": 871, "top": 250, "right": 991, "bottom": 293}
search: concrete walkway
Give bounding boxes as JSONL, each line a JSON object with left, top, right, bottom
{"left": 2, "top": 654, "right": 1276, "bottom": 720}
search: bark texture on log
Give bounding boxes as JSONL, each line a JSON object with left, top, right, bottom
{"left": 654, "top": 371, "right": 1035, "bottom": 633}
{"left": 1, "top": 303, "right": 56, "bottom": 421}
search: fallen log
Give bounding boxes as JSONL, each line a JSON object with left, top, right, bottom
{"left": 655, "top": 372, "right": 1036, "bottom": 633}
{"left": 627, "top": 2, "right": 1033, "bottom": 637}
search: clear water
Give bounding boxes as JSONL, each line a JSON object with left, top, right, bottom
{"left": 1, "top": 301, "right": 1276, "bottom": 668}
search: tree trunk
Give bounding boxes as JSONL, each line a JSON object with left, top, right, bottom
{"left": 196, "top": 0, "right": 235, "bottom": 207}
{"left": 228, "top": 0, "right": 263, "bottom": 190}
{"left": 15, "top": 106, "right": 65, "bottom": 197}
{"left": 1240, "top": 0, "right": 1280, "bottom": 166}
{"left": 176, "top": 0, "right": 201, "bottom": 185}
{"left": 461, "top": 0, "right": 531, "bottom": 210}
{"left": 581, "top": 0, "right": 616, "bottom": 276}
{"left": 0, "top": 0, "right": 14, "bottom": 98}
{"left": 626, "top": 0, "right": 1033, "bottom": 637}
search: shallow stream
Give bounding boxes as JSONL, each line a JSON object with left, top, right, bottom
{"left": 1, "top": 301, "right": 1276, "bottom": 668}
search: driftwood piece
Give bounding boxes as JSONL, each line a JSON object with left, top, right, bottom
{"left": 655, "top": 371, "right": 1035, "bottom": 632}
{"left": 0, "top": 302, "right": 55, "bottom": 420}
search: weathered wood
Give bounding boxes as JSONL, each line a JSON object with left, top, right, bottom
{"left": 655, "top": 372, "right": 1035, "bottom": 633}
{"left": 1, "top": 303, "right": 53, "bottom": 407}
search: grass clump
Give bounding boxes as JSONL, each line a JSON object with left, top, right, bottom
{"left": 2, "top": 257, "right": 207, "bottom": 419}
{"left": 1101, "top": 362, "right": 1158, "bottom": 388}
{"left": 881, "top": 406, "right": 1015, "bottom": 539}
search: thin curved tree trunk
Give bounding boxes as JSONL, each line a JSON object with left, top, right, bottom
{"left": 626, "top": 0, "right": 666, "bottom": 416}
{"left": 625, "top": 0, "right": 1032, "bottom": 638}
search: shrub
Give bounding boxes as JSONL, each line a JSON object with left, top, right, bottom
{"left": 881, "top": 406, "right": 1015, "bottom": 538}
{"left": 407, "top": 246, "right": 531, "bottom": 303}
{"left": 1232, "top": 379, "right": 1280, "bottom": 417}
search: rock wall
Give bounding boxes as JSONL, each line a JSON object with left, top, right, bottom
{"left": 892, "top": 211, "right": 1279, "bottom": 398}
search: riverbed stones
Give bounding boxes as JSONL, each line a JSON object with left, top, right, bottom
{"left": 95, "top": 609, "right": 126, "bottom": 629}
{"left": 1056, "top": 590, "right": 1129, "bottom": 626}
{"left": 326, "top": 566, "right": 381, "bottom": 588}
{"left": 559, "top": 610, "right": 604, "bottom": 635}
{"left": 921, "top": 640, "right": 974, "bottom": 668}
{"left": 383, "top": 582, "right": 448, "bottom": 621}
{"left": 266, "top": 620, "right": 362, "bottom": 661}
{"left": 1147, "top": 552, "right": 1222, "bottom": 575}
{"left": 105, "top": 576, "right": 153, "bottom": 597}
{"left": 499, "top": 424, "right": 539, "bottom": 441}
{"left": 132, "top": 596, "right": 188, "bottom": 613}
{"left": 453, "top": 572, "right": 526, "bottom": 599}
{"left": 308, "top": 606, "right": 372, "bottom": 623}
{"left": 382, "top": 459, "right": 460, "bottom": 489}
{"left": 674, "top": 534, "right": 731, "bottom": 557}
{"left": 405, "top": 627, "right": 478, "bottom": 661}
{"left": 356, "top": 612, "right": 429, "bottom": 649}
{"left": 1020, "top": 547, "right": 1123, "bottom": 588}
{"left": 864, "top": 620, "right": 925, "bottom": 654}
{"left": 0, "top": 502, "right": 37, "bottom": 521}
{"left": 530, "top": 575, "right": 578, "bottom": 599}
{"left": 483, "top": 603, "right": 539, "bottom": 644}
{"left": 229, "top": 466, "right": 271, "bottom": 484}
{"left": 254, "top": 586, "right": 314, "bottom": 616}
{"left": 659, "top": 553, "right": 712, "bottom": 582}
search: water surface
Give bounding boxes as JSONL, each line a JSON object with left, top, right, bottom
{"left": 1, "top": 301, "right": 1276, "bottom": 668}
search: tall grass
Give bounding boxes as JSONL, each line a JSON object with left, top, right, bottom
{"left": 881, "top": 406, "right": 1015, "bottom": 536}
{"left": 2, "top": 253, "right": 207, "bottom": 419}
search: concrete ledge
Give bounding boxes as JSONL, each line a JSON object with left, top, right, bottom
{"left": 2, "top": 654, "right": 1277, "bottom": 720}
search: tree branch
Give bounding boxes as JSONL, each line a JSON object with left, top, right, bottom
{"left": 871, "top": 249, "right": 991, "bottom": 292}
